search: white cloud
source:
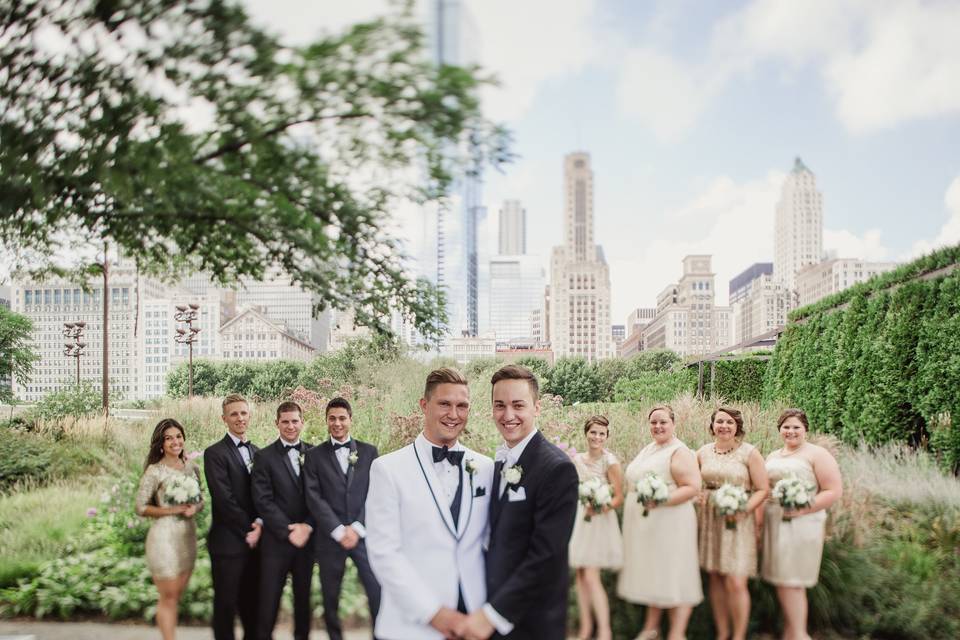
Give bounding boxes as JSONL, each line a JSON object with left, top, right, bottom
{"left": 616, "top": 0, "right": 960, "bottom": 138}
{"left": 908, "top": 174, "right": 960, "bottom": 258}
{"left": 823, "top": 227, "right": 890, "bottom": 261}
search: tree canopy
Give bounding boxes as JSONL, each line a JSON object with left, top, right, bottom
{"left": 0, "top": 307, "right": 38, "bottom": 401}
{"left": 0, "top": 0, "right": 511, "bottom": 339}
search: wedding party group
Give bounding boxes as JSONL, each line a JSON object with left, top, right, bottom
{"left": 134, "top": 363, "right": 841, "bottom": 640}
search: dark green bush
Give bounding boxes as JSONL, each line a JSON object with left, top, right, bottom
{"left": 613, "top": 369, "right": 697, "bottom": 403}
{"left": 544, "top": 358, "right": 604, "bottom": 404}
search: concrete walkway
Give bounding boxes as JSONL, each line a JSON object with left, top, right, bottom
{"left": 0, "top": 620, "right": 371, "bottom": 640}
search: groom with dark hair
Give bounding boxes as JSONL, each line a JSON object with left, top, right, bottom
{"left": 303, "top": 397, "right": 381, "bottom": 640}
{"left": 458, "top": 364, "right": 579, "bottom": 640}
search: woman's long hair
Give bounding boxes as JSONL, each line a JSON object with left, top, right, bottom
{"left": 144, "top": 418, "right": 187, "bottom": 470}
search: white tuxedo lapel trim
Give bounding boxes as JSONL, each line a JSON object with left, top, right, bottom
{"left": 412, "top": 440, "right": 460, "bottom": 539}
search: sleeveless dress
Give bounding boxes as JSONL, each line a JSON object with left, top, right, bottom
{"left": 761, "top": 453, "right": 826, "bottom": 588}
{"left": 569, "top": 450, "right": 624, "bottom": 569}
{"left": 135, "top": 461, "right": 202, "bottom": 580}
{"left": 617, "top": 438, "right": 703, "bottom": 608}
{"left": 698, "top": 442, "right": 758, "bottom": 577}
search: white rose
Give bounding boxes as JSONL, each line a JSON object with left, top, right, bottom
{"left": 504, "top": 465, "right": 523, "bottom": 485}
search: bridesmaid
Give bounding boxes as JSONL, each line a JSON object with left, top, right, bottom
{"left": 762, "top": 409, "right": 842, "bottom": 640}
{"left": 617, "top": 405, "right": 702, "bottom": 640}
{"left": 135, "top": 418, "right": 204, "bottom": 640}
{"left": 696, "top": 407, "right": 768, "bottom": 640}
{"left": 569, "top": 415, "right": 624, "bottom": 640}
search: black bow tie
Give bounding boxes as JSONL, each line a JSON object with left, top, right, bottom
{"left": 333, "top": 441, "right": 351, "bottom": 450}
{"left": 236, "top": 440, "right": 250, "bottom": 449}
{"left": 283, "top": 443, "right": 302, "bottom": 452}
{"left": 432, "top": 445, "right": 464, "bottom": 466}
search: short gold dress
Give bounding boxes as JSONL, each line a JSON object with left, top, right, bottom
{"left": 697, "top": 442, "right": 758, "bottom": 577}
{"left": 761, "top": 453, "right": 826, "bottom": 588}
{"left": 135, "top": 461, "right": 202, "bottom": 580}
{"left": 568, "top": 450, "right": 623, "bottom": 569}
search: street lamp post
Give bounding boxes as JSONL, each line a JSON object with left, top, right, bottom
{"left": 174, "top": 303, "right": 201, "bottom": 398}
{"left": 63, "top": 321, "right": 87, "bottom": 385}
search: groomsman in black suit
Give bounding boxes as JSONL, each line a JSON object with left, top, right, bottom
{"left": 204, "top": 393, "right": 262, "bottom": 640}
{"left": 458, "top": 365, "right": 579, "bottom": 640}
{"left": 303, "top": 397, "right": 381, "bottom": 640}
{"left": 251, "top": 400, "right": 316, "bottom": 640}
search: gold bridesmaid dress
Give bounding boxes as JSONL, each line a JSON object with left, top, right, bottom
{"left": 761, "top": 454, "right": 826, "bottom": 588}
{"left": 135, "top": 461, "right": 202, "bottom": 580}
{"left": 697, "top": 442, "right": 758, "bottom": 577}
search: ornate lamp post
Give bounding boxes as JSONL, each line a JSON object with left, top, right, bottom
{"left": 174, "top": 303, "right": 201, "bottom": 398}
{"left": 63, "top": 321, "right": 87, "bottom": 385}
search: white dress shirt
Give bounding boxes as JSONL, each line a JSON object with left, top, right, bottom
{"left": 226, "top": 431, "right": 253, "bottom": 469}
{"left": 418, "top": 436, "right": 465, "bottom": 507}
{"left": 280, "top": 438, "right": 302, "bottom": 476}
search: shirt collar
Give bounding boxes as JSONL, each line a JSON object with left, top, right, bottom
{"left": 279, "top": 438, "right": 301, "bottom": 448}
{"left": 416, "top": 432, "right": 463, "bottom": 460}
{"left": 330, "top": 436, "right": 352, "bottom": 446}
{"left": 226, "top": 432, "right": 245, "bottom": 446}
{"left": 498, "top": 428, "right": 538, "bottom": 465}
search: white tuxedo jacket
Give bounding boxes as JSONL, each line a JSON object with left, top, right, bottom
{"left": 365, "top": 434, "right": 494, "bottom": 640}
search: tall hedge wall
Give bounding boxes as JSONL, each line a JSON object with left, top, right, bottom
{"left": 763, "top": 244, "right": 960, "bottom": 471}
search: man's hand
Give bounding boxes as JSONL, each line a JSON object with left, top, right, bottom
{"left": 339, "top": 525, "right": 360, "bottom": 550}
{"left": 458, "top": 610, "right": 495, "bottom": 640}
{"left": 287, "top": 523, "right": 312, "bottom": 548}
{"left": 245, "top": 521, "right": 262, "bottom": 548}
{"left": 429, "top": 607, "right": 467, "bottom": 639}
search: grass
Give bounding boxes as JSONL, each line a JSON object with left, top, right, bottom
{"left": 0, "top": 480, "right": 101, "bottom": 587}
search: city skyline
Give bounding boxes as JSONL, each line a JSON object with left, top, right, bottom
{"left": 239, "top": 0, "right": 960, "bottom": 326}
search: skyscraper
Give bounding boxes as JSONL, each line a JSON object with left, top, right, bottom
{"left": 774, "top": 157, "right": 824, "bottom": 293}
{"left": 549, "top": 152, "right": 613, "bottom": 361}
{"left": 498, "top": 200, "right": 526, "bottom": 255}
{"left": 729, "top": 262, "right": 791, "bottom": 346}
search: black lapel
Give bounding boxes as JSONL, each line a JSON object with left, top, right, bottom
{"left": 413, "top": 443, "right": 460, "bottom": 541}
{"left": 491, "top": 459, "right": 505, "bottom": 529}
{"left": 277, "top": 441, "right": 302, "bottom": 491}
{"left": 324, "top": 440, "right": 344, "bottom": 481}
{"left": 225, "top": 434, "right": 247, "bottom": 470}
{"left": 345, "top": 440, "right": 357, "bottom": 489}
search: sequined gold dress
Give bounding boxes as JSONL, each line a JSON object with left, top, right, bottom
{"left": 617, "top": 438, "right": 703, "bottom": 608}
{"left": 135, "top": 461, "right": 202, "bottom": 580}
{"left": 569, "top": 450, "right": 623, "bottom": 569}
{"left": 697, "top": 442, "right": 758, "bottom": 576}
{"left": 762, "top": 452, "right": 826, "bottom": 587}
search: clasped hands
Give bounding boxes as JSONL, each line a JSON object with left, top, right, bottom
{"left": 287, "top": 522, "right": 312, "bottom": 548}
{"left": 430, "top": 607, "right": 495, "bottom": 640}
{"left": 245, "top": 521, "right": 262, "bottom": 548}
{"left": 338, "top": 525, "right": 361, "bottom": 550}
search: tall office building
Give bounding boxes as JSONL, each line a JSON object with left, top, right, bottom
{"left": 796, "top": 258, "right": 898, "bottom": 307}
{"left": 774, "top": 157, "right": 823, "bottom": 294}
{"left": 235, "top": 267, "right": 329, "bottom": 351}
{"left": 498, "top": 200, "right": 526, "bottom": 255}
{"left": 489, "top": 255, "right": 546, "bottom": 343}
{"left": 643, "top": 255, "right": 732, "bottom": 357}
{"left": 11, "top": 261, "right": 156, "bottom": 402}
{"left": 548, "top": 152, "right": 614, "bottom": 361}
{"left": 729, "top": 263, "right": 791, "bottom": 346}
{"left": 429, "top": 0, "right": 484, "bottom": 338}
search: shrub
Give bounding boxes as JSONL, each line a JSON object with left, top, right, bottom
{"left": 544, "top": 358, "right": 604, "bottom": 404}
{"left": 613, "top": 370, "right": 697, "bottom": 404}
{"left": 30, "top": 382, "right": 102, "bottom": 424}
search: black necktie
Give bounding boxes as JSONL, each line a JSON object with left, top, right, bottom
{"left": 236, "top": 440, "right": 250, "bottom": 449}
{"left": 333, "top": 441, "right": 350, "bottom": 450}
{"left": 433, "top": 445, "right": 464, "bottom": 466}
{"left": 283, "top": 443, "right": 302, "bottom": 452}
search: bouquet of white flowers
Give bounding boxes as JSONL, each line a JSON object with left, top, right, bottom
{"left": 635, "top": 472, "right": 669, "bottom": 516}
{"left": 712, "top": 483, "right": 749, "bottom": 530}
{"left": 165, "top": 474, "right": 202, "bottom": 506}
{"left": 772, "top": 475, "right": 815, "bottom": 522}
{"left": 578, "top": 477, "right": 613, "bottom": 522}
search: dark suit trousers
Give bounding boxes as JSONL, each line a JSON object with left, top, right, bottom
{"left": 211, "top": 548, "right": 260, "bottom": 640}
{"left": 258, "top": 544, "right": 313, "bottom": 640}
{"left": 317, "top": 537, "right": 381, "bottom": 640}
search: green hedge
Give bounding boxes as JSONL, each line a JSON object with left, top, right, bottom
{"left": 764, "top": 245, "right": 960, "bottom": 471}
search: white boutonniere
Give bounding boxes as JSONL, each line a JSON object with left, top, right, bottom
{"left": 348, "top": 451, "right": 359, "bottom": 466}
{"left": 297, "top": 453, "right": 305, "bottom": 468}
{"left": 246, "top": 460, "right": 253, "bottom": 472}
{"left": 464, "top": 458, "right": 477, "bottom": 476}
{"left": 503, "top": 464, "right": 523, "bottom": 486}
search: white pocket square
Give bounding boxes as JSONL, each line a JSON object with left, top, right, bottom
{"left": 507, "top": 486, "right": 526, "bottom": 502}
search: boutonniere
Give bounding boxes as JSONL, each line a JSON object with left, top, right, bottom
{"left": 297, "top": 453, "right": 305, "bottom": 467}
{"left": 348, "top": 451, "right": 359, "bottom": 466}
{"left": 246, "top": 460, "right": 253, "bottom": 472}
{"left": 464, "top": 458, "right": 477, "bottom": 476}
{"left": 503, "top": 464, "right": 523, "bottom": 486}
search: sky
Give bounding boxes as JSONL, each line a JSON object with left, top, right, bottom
{"left": 6, "top": 1, "right": 959, "bottom": 328}
{"left": 241, "top": 0, "right": 960, "bottom": 324}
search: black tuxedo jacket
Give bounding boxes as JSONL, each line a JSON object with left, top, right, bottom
{"left": 204, "top": 434, "right": 260, "bottom": 556}
{"left": 487, "top": 431, "right": 579, "bottom": 639}
{"left": 303, "top": 438, "right": 378, "bottom": 539}
{"left": 251, "top": 439, "right": 316, "bottom": 550}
